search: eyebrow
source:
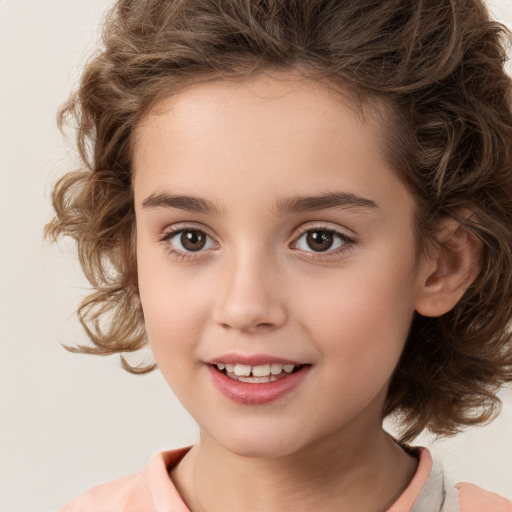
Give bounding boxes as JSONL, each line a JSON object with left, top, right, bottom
{"left": 141, "top": 191, "right": 378, "bottom": 215}
{"left": 275, "top": 191, "right": 378, "bottom": 213}
{"left": 142, "top": 193, "right": 220, "bottom": 215}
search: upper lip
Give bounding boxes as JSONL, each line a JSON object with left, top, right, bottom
{"left": 206, "top": 353, "right": 305, "bottom": 366}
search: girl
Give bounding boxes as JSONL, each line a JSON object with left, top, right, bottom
{"left": 47, "top": 0, "right": 512, "bottom": 510}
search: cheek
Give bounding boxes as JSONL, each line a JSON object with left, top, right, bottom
{"left": 137, "top": 265, "right": 210, "bottom": 400}
{"left": 295, "top": 250, "right": 417, "bottom": 369}
{"left": 137, "top": 253, "right": 211, "bottom": 355}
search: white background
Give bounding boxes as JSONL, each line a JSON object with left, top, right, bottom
{"left": 0, "top": 1, "right": 511, "bottom": 510}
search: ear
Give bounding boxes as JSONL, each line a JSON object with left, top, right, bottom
{"left": 415, "top": 213, "right": 482, "bottom": 317}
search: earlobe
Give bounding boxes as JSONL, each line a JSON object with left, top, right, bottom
{"left": 415, "top": 215, "right": 482, "bottom": 317}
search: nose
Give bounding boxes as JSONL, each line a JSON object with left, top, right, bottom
{"left": 212, "top": 251, "right": 287, "bottom": 333}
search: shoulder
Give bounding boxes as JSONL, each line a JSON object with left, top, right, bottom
{"left": 57, "top": 447, "right": 192, "bottom": 512}
{"left": 58, "top": 470, "right": 152, "bottom": 512}
{"left": 389, "top": 445, "right": 512, "bottom": 512}
{"left": 457, "top": 482, "right": 512, "bottom": 512}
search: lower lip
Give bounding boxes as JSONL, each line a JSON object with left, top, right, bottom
{"left": 208, "top": 365, "right": 310, "bottom": 405}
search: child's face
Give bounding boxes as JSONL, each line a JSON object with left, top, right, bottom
{"left": 133, "top": 71, "right": 426, "bottom": 458}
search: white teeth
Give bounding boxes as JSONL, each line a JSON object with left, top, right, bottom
{"left": 251, "top": 364, "right": 271, "bottom": 377}
{"left": 216, "top": 362, "right": 299, "bottom": 377}
{"left": 233, "top": 364, "right": 251, "bottom": 377}
{"left": 270, "top": 363, "right": 284, "bottom": 375}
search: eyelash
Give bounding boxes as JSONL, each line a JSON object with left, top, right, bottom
{"left": 159, "top": 225, "right": 357, "bottom": 262}
{"left": 159, "top": 226, "right": 217, "bottom": 261}
{"left": 292, "top": 226, "right": 356, "bottom": 261}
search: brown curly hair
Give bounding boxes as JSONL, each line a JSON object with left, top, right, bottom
{"left": 45, "top": 0, "right": 512, "bottom": 442}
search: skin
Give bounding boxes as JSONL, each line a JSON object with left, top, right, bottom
{"left": 132, "top": 70, "right": 466, "bottom": 511}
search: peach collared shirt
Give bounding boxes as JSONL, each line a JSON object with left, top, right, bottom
{"left": 59, "top": 447, "right": 511, "bottom": 512}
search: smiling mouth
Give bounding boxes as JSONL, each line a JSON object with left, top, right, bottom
{"left": 213, "top": 363, "right": 305, "bottom": 383}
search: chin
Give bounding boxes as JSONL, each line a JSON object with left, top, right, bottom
{"left": 224, "top": 439, "right": 300, "bottom": 459}
{"left": 207, "top": 423, "right": 310, "bottom": 460}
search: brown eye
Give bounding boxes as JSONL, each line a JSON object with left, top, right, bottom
{"left": 161, "top": 227, "right": 216, "bottom": 259}
{"left": 305, "top": 230, "right": 334, "bottom": 252}
{"left": 179, "top": 230, "right": 207, "bottom": 251}
{"left": 295, "top": 229, "right": 350, "bottom": 253}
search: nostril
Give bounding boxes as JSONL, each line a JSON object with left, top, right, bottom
{"left": 255, "top": 322, "right": 274, "bottom": 329}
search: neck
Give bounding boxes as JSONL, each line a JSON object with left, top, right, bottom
{"left": 171, "top": 424, "right": 417, "bottom": 512}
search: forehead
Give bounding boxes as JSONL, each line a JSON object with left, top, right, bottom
{"left": 131, "top": 70, "right": 408, "bottom": 216}
{"left": 133, "top": 71, "right": 386, "bottom": 161}
{"left": 138, "top": 70, "right": 374, "bottom": 130}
